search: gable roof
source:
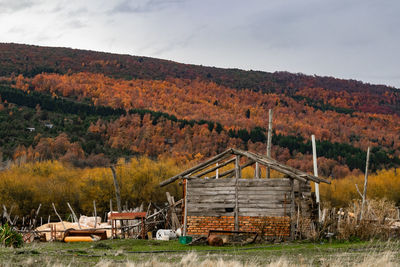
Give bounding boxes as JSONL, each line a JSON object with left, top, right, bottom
{"left": 159, "top": 148, "right": 330, "bottom": 187}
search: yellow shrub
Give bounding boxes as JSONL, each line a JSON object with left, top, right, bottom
{"left": 320, "top": 168, "right": 400, "bottom": 207}
{"left": 0, "top": 157, "right": 183, "bottom": 219}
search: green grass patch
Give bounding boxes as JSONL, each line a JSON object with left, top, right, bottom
{"left": 0, "top": 239, "right": 399, "bottom": 266}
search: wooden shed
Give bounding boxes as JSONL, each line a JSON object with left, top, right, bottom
{"left": 160, "top": 148, "right": 330, "bottom": 240}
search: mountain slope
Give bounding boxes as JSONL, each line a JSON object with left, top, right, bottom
{"left": 1, "top": 43, "right": 399, "bottom": 114}
{"left": 0, "top": 43, "right": 399, "bottom": 178}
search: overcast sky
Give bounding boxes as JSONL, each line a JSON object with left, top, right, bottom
{"left": 1, "top": 0, "right": 399, "bottom": 88}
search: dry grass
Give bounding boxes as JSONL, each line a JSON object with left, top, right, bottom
{"left": 297, "top": 198, "right": 400, "bottom": 241}
{"left": 0, "top": 250, "right": 397, "bottom": 267}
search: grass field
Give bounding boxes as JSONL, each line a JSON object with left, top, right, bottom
{"left": 1, "top": 239, "right": 400, "bottom": 266}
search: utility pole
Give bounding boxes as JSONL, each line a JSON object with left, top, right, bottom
{"left": 311, "top": 135, "right": 321, "bottom": 221}
{"left": 266, "top": 109, "right": 273, "bottom": 178}
{"left": 360, "top": 147, "right": 370, "bottom": 221}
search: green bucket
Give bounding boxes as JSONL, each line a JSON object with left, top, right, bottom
{"left": 179, "top": 236, "right": 192, "bottom": 245}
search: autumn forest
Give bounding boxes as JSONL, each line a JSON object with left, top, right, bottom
{"left": 0, "top": 43, "right": 399, "bottom": 217}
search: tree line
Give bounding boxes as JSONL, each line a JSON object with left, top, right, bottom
{"left": 1, "top": 85, "right": 398, "bottom": 173}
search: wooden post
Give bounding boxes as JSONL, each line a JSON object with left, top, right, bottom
{"left": 12, "top": 216, "right": 18, "bottom": 226}
{"left": 50, "top": 224, "right": 56, "bottom": 241}
{"left": 93, "top": 200, "right": 97, "bottom": 229}
{"left": 183, "top": 179, "right": 188, "bottom": 236}
{"left": 2, "top": 205, "right": 12, "bottom": 225}
{"left": 32, "top": 204, "right": 41, "bottom": 229}
{"left": 51, "top": 203, "right": 66, "bottom": 230}
{"left": 235, "top": 155, "right": 241, "bottom": 179}
{"left": 254, "top": 162, "right": 260, "bottom": 179}
{"left": 338, "top": 208, "right": 343, "bottom": 232}
{"left": 67, "top": 202, "right": 81, "bottom": 229}
{"left": 166, "top": 192, "right": 180, "bottom": 230}
{"left": 108, "top": 199, "right": 113, "bottom": 236}
{"left": 111, "top": 166, "right": 123, "bottom": 237}
{"left": 321, "top": 208, "right": 327, "bottom": 223}
{"left": 290, "top": 178, "right": 295, "bottom": 240}
{"left": 360, "top": 147, "right": 370, "bottom": 221}
{"left": 110, "top": 166, "right": 122, "bottom": 213}
{"left": 311, "top": 135, "right": 321, "bottom": 222}
{"left": 296, "top": 204, "right": 300, "bottom": 237}
{"left": 297, "top": 180, "right": 303, "bottom": 223}
{"left": 266, "top": 109, "right": 273, "bottom": 178}
{"left": 234, "top": 155, "right": 240, "bottom": 231}
{"left": 8, "top": 205, "right": 14, "bottom": 221}
{"left": 146, "top": 202, "right": 151, "bottom": 216}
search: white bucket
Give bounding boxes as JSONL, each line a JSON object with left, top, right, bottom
{"left": 156, "top": 229, "right": 177, "bottom": 240}
{"left": 175, "top": 228, "right": 182, "bottom": 237}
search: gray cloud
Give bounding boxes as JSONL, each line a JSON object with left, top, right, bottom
{"left": 0, "top": 0, "right": 399, "bottom": 87}
{"left": 67, "top": 7, "right": 88, "bottom": 16}
{"left": 149, "top": 25, "right": 204, "bottom": 56}
{"left": 0, "top": 0, "right": 35, "bottom": 13}
{"left": 67, "top": 19, "right": 87, "bottom": 29}
{"left": 7, "top": 26, "right": 27, "bottom": 35}
{"left": 111, "top": 0, "right": 185, "bottom": 13}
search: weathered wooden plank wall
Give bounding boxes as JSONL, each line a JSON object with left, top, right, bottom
{"left": 187, "top": 178, "right": 235, "bottom": 217}
{"left": 186, "top": 178, "right": 312, "bottom": 217}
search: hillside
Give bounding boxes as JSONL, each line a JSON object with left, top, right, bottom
{"left": 0, "top": 43, "right": 399, "bottom": 178}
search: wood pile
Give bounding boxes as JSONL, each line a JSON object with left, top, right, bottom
{"left": 2, "top": 191, "right": 183, "bottom": 243}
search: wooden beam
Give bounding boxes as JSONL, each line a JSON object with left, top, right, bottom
{"left": 266, "top": 109, "right": 273, "bottom": 178}
{"left": 193, "top": 157, "right": 235, "bottom": 178}
{"left": 159, "top": 148, "right": 233, "bottom": 187}
{"left": 254, "top": 162, "right": 260, "bottom": 179}
{"left": 32, "top": 204, "right": 41, "bottom": 229}
{"left": 311, "top": 134, "right": 321, "bottom": 222}
{"left": 233, "top": 149, "right": 330, "bottom": 184}
{"left": 110, "top": 166, "right": 122, "bottom": 213}
{"left": 234, "top": 155, "right": 240, "bottom": 231}
{"left": 93, "top": 200, "right": 97, "bottom": 229}
{"left": 290, "top": 179, "right": 295, "bottom": 241}
{"left": 52, "top": 203, "right": 66, "bottom": 230}
{"left": 209, "top": 160, "right": 254, "bottom": 179}
{"left": 360, "top": 147, "right": 370, "bottom": 221}
{"left": 67, "top": 202, "right": 81, "bottom": 229}
{"left": 166, "top": 192, "right": 180, "bottom": 230}
{"left": 109, "top": 212, "right": 147, "bottom": 220}
{"left": 2, "top": 205, "right": 12, "bottom": 225}
{"left": 183, "top": 179, "right": 188, "bottom": 236}
{"left": 235, "top": 155, "right": 241, "bottom": 179}
{"left": 250, "top": 150, "right": 318, "bottom": 183}
{"left": 232, "top": 149, "right": 307, "bottom": 183}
